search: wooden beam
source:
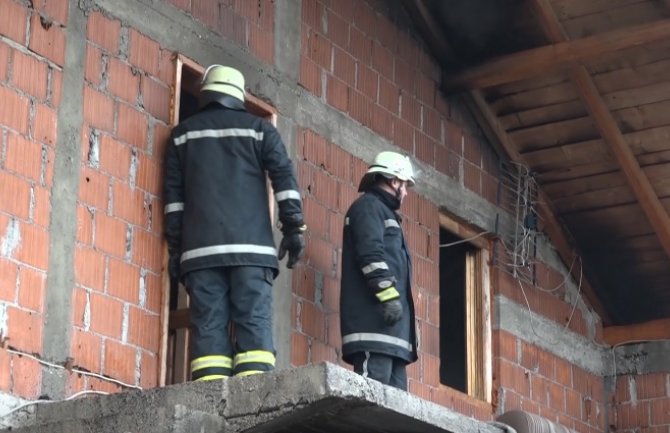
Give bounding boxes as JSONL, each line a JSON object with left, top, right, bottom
{"left": 604, "top": 318, "right": 670, "bottom": 346}
{"left": 530, "top": 0, "right": 670, "bottom": 269}
{"left": 443, "top": 18, "right": 670, "bottom": 91}
{"left": 469, "top": 91, "right": 611, "bottom": 322}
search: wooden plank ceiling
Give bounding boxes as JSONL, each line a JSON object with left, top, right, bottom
{"left": 402, "top": 0, "right": 670, "bottom": 337}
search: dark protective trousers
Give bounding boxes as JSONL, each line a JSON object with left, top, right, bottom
{"left": 351, "top": 351, "right": 408, "bottom": 391}
{"left": 185, "top": 266, "right": 275, "bottom": 380}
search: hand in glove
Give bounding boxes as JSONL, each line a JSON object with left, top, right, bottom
{"left": 278, "top": 225, "right": 306, "bottom": 269}
{"left": 381, "top": 299, "right": 403, "bottom": 326}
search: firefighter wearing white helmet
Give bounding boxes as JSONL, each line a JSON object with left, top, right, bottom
{"left": 164, "top": 64, "right": 305, "bottom": 381}
{"left": 340, "top": 151, "right": 417, "bottom": 390}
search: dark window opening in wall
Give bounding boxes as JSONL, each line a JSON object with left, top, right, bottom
{"left": 438, "top": 215, "right": 492, "bottom": 402}
{"left": 160, "top": 55, "right": 277, "bottom": 386}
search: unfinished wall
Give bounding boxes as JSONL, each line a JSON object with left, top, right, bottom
{"left": 0, "top": 1, "right": 648, "bottom": 433}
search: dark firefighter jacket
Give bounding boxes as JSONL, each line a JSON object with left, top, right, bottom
{"left": 163, "top": 104, "right": 303, "bottom": 277}
{"left": 340, "top": 187, "right": 417, "bottom": 364}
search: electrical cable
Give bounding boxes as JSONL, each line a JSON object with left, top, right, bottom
{"left": 0, "top": 390, "right": 109, "bottom": 425}
{"left": 439, "top": 231, "right": 491, "bottom": 248}
{"left": 5, "top": 348, "right": 143, "bottom": 391}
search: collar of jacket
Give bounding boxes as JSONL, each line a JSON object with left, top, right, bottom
{"left": 368, "top": 186, "right": 402, "bottom": 212}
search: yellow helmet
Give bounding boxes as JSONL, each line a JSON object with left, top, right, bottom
{"left": 200, "top": 64, "right": 245, "bottom": 103}
{"left": 358, "top": 151, "right": 415, "bottom": 192}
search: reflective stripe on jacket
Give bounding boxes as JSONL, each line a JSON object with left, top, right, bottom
{"left": 163, "top": 104, "right": 303, "bottom": 276}
{"left": 340, "top": 189, "right": 417, "bottom": 363}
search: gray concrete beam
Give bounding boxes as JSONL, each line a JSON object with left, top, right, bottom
{"left": 612, "top": 340, "right": 670, "bottom": 376}
{"left": 41, "top": 0, "right": 88, "bottom": 400}
{"left": 5, "top": 363, "right": 506, "bottom": 433}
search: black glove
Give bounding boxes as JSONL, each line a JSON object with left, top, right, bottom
{"left": 278, "top": 225, "right": 306, "bottom": 269}
{"left": 168, "top": 252, "right": 180, "bottom": 282}
{"left": 381, "top": 299, "right": 403, "bottom": 326}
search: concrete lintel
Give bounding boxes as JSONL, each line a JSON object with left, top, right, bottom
{"left": 495, "top": 296, "right": 607, "bottom": 375}
{"left": 612, "top": 340, "right": 670, "bottom": 376}
{"left": 6, "top": 363, "right": 505, "bottom": 433}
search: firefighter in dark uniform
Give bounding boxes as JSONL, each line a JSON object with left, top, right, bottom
{"left": 340, "top": 151, "right": 417, "bottom": 390}
{"left": 163, "top": 65, "right": 305, "bottom": 381}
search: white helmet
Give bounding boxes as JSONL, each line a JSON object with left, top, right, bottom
{"left": 358, "top": 151, "right": 416, "bottom": 192}
{"left": 200, "top": 65, "right": 245, "bottom": 108}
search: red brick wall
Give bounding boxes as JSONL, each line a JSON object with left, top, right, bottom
{"left": 614, "top": 373, "right": 670, "bottom": 433}
{"left": 0, "top": 0, "right": 65, "bottom": 399}
{"left": 70, "top": 10, "right": 174, "bottom": 393}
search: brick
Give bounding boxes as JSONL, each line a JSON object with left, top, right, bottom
{"left": 131, "top": 228, "right": 162, "bottom": 271}
{"left": 143, "top": 271, "right": 162, "bottom": 313}
{"left": 650, "top": 398, "right": 670, "bottom": 426}
{"left": 356, "top": 64, "right": 378, "bottom": 100}
{"left": 371, "top": 41, "right": 393, "bottom": 80}
{"left": 258, "top": 0, "right": 274, "bottom": 30}
{"left": 0, "top": 85, "right": 30, "bottom": 133}
{"left": 464, "top": 132, "right": 483, "bottom": 166}
{"left": 371, "top": 105, "right": 393, "bottom": 141}
{"left": 167, "top": 0, "right": 190, "bottom": 12}
{"left": 104, "top": 339, "right": 137, "bottom": 385}
{"left": 7, "top": 306, "right": 42, "bottom": 354}
{"left": 292, "top": 264, "right": 315, "bottom": 302}
{"left": 15, "top": 222, "right": 49, "bottom": 270}
{"left": 291, "top": 331, "right": 309, "bottom": 366}
{"left": 325, "top": 75, "right": 348, "bottom": 112}
{"left": 308, "top": 31, "right": 332, "bottom": 71}
{"left": 136, "top": 152, "right": 161, "bottom": 195}
{"left": 416, "top": 73, "right": 435, "bottom": 107}
{"left": 129, "top": 29, "right": 159, "bottom": 76}
{"left": 249, "top": 23, "right": 273, "bottom": 65}
{"left": 117, "top": 103, "right": 149, "bottom": 150}
{"left": 348, "top": 89, "right": 370, "bottom": 127}
{"left": 74, "top": 245, "right": 105, "bottom": 290}
{"left": 397, "top": 32, "right": 419, "bottom": 65}
{"left": 40, "top": 0, "right": 68, "bottom": 25}
{"left": 299, "top": 300, "right": 325, "bottom": 340}
{"left": 329, "top": 144, "right": 351, "bottom": 182}
{"left": 140, "top": 76, "right": 170, "bottom": 123}
{"left": 107, "top": 58, "right": 140, "bottom": 104}
{"left": 400, "top": 92, "right": 421, "bottom": 127}
{"left": 0, "top": 257, "right": 18, "bottom": 302}
{"left": 90, "top": 292, "right": 123, "bottom": 338}
{"left": 463, "top": 161, "right": 481, "bottom": 194}
{"left": 423, "top": 107, "right": 442, "bottom": 142}
{"left": 375, "top": 14, "right": 398, "bottom": 52}
{"left": 349, "top": 26, "right": 371, "bottom": 63}
{"left": 107, "top": 258, "right": 139, "bottom": 303}
{"left": 310, "top": 340, "right": 338, "bottom": 364}
{"left": 127, "top": 307, "right": 160, "bottom": 352}
{"left": 352, "top": 1, "right": 376, "bottom": 35}
{"left": 156, "top": 49, "right": 175, "bottom": 88}
{"left": 565, "top": 388, "right": 582, "bottom": 419}
{"left": 6, "top": 133, "right": 42, "bottom": 181}
{"left": 378, "top": 76, "right": 399, "bottom": 114}
{"left": 94, "top": 213, "right": 128, "bottom": 258}
{"left": 99, "top": 134, "right": 131, "bottom": 179}
{"left": 152, "top": 122, "right": 171, "bottom": 161}
{"left": 11, "top": 353, "right": 41, "bottom": 399}
{"left": 112, "top": 182, "right": 148, "bottom": 226}
{"left": 77, "top": 205, "right": 93, "bottom": 244}
{"left": 42, "top": 146, "right": 55, "bottom": 187}
{"left": 87, "top": 11, "right": 121, "bottom": 53}
{"left": 332, "top": 46, "right": 355, "bottom": 87}
{"left": 149, "top": 197, "right": 163, "bottom": 236}
{"left": 18, "top": 267, "right": 45, "bottom": 312}
{"left": 302, "top": 0, "right": 324, "bottom": 32}
{"left": 299, "top": 55, "right": 321, "bottom": 96}
{"left": 33, "top": 103, "right": 57, "bottom": 146}
{"left": 84, "top": 85, "right": 115, "bottom": 132}
{"left": 305, "top": 236, "right": 336, "bottom": 277}
{"left": 0, "top": 42, "right": 9, "bottom": 81}
{"left": 415, "top": 131, "right": 436, "bottom": 167}
{"left": 0, "top": 0, "right": 28, "bottom": 44}
{"left": 28, "top": 14, "right": 66, "bottom": 65}
{"left": 393, "top": 118, "right": 414, "bottom": 154}
{"left": 0, "top": 350, "right": 10, "bottom": 392}
{"left": 327, "top": 11, "right": 349, "bottom": 49}
{"left": 140, "top": 351, "right": 158, "bottom": 388}
{"left": 191, "top": 0, "right": 220, "bottom": 29}
{"left": 303, "top": 197, "right": 329, "bottom": 238}
{"left": 79, "top": 166, "right": 110, "bottom": 210}
{"left": 394, "top": 58, "right": 415, "bottom": 95}
{"left": 71, "top": 328, "right": 102, "bottom": 373}
{"left": 329, "top": 0, "right": 355, "bottom": 22}
{"left": 12, "top": 50, "right": 48, "bottom": 99}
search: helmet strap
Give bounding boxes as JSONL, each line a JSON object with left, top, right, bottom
{"left": 384, "top": 177, "right": 403, "bottom": 201}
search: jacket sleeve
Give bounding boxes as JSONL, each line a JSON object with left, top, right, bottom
{"left": 347, "top": 203, "right": 398, "bottom": 299}
{"left": 261, "top": 122, "right": 304, "bottom": 230}
{"left": 163, "top": 131, "right": 184, "bottom": 254}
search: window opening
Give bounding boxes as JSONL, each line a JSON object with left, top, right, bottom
{"left": 159, "top": 55, "right": 277, "bottom": 385}
{"left": 438, "top": 215, "right": 492, "bottom": 401}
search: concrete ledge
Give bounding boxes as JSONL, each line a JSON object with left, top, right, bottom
{"left": 4, "top": 362, "right": 503, "bottom": 433}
